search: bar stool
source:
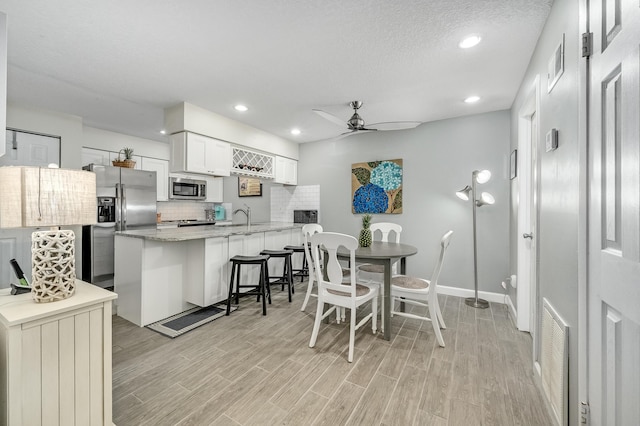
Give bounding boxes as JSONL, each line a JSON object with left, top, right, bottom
{"left": 283, "top": 244, "right": 308, "bottom": 282}
{"left": 259, "top": 249, "right": 294, "bottom": 302}
{"left": 226, "top": 254, "right": 271, "bottom": 316}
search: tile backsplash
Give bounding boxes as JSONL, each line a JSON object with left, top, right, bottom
{"left": 270, "top": 185, "right": 320, "bottom": 222}
{"left": 157, "top": 201, "right": 214, "bottom": 221}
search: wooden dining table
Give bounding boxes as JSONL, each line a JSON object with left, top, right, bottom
{"left": 334, "top": 241, "right": 418, "bottom": 341}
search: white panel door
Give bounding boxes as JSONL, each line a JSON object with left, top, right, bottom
{"left": 0, "top": 131, "right": 60, "bottom": 286}
{"left": 2, "top": 130, "right": 60, "bottom": 167}
{"left": 588, "top": 0, "right": 640, "bottom": 424}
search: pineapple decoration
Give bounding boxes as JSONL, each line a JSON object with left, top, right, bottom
{"left": 358, "top": 214, "right": 373, "bottom": 247}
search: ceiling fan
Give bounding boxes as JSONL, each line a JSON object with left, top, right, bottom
{"left": 313, "top": 101, "right": 421, "bottom": 140}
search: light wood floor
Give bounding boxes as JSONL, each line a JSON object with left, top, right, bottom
{"left": 112, "top": 282, "right": 555, "bottom": 426}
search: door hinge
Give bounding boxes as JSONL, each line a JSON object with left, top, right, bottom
{"left": 580, "top": 401, "right": 590, "bottom": 424}
{"left": 582, "top": 32, "right": 593, "bottom": 58}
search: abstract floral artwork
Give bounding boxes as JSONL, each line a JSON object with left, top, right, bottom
{"left": 351, "top": 159, "right": 403, "bottom": 214}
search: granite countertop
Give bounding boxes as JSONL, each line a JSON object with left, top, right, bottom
{"left": 116, "top": 222, "right": 303, "bottom": 242}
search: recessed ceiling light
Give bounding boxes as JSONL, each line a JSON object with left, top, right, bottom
{"left": 234, "top": 104, "right": 248, "bottom": 112}
{"left": 464, "top": 96, "right": 480, "bottom": 103}
{"left": 459, "top": 35, "right": 482, "bottom": 49}
{"left": 160, "top": 129, "right": 166, "bottom": 135}
{"left": 290, "top": 128, "right": 301, "bottom": 136}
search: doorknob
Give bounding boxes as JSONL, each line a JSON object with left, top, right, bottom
{"left": 523, "top": 233, "right": 533, "bottom": 239}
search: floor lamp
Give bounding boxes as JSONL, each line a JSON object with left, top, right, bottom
{"left": 456, "top": 169, "right": 495, "bottom": 309}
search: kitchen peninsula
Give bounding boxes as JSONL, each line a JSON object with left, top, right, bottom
{"left": 114, "top": 222, "right": 303, "bottom": 326}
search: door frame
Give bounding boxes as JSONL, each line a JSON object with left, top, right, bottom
{"left": 516, "top": 74, "right": 540, "bottom": 335}
{"left": 577, "top": 0, "right": 589, "bottom": 418}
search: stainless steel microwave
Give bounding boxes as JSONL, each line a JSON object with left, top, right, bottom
{"left": 169, "top": 176, "right": 206, "bottom": 200}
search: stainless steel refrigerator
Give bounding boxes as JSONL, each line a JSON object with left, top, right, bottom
{"left": 82, "top": 164, "right": 157, "bottom": 289}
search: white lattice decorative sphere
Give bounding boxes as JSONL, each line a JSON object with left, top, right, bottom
{"left": 31, "top": 230, "right": 76, "bottom": 303}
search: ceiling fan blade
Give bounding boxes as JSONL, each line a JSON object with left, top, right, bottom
{"left": 313, "top": 109, "right": 347, "bottom": 127}
{"left": 368, "top": 121, "right": 422, "bottom": 131}
{"left": 328, "top": 130, "right": 358, "bottom": 141}
{"left": 329, "top": 129, "right": 376, "bottom": 140}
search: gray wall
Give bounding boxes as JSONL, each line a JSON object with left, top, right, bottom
{"left": 509, "top": 0, "right": 581, "bottom": 423}
{"left": 222, "top": 176, "right": 275, "bottom": 224}
{"left": 298, "top": 110, "right": 511, "bottom": 294}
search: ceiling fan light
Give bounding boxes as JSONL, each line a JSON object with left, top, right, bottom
{"left": 459, "top": 35, "right": 482, "bottom": 49}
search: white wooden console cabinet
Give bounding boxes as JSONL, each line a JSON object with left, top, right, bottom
{"left": 0, "top": 281, "right": 117, "bottom": 425}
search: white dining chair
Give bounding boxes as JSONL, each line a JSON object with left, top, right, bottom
{"left": 300, "top": 223, "right": 323, "bottom": 312}
{"left": 390, "top": 230, "right": 453, "bottom": 347}
{"left": 308, "top": 232, "right": 378, "bottom": 362}
{"left": 356, "top": 222, "right": 402, "bottom": 331}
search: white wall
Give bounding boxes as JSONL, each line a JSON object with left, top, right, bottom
{"left": 298, "top": 110, "right": 511, "bottom": 294}
{"left": 82, "top": 126, "right": 170, "bottom": 159}
{"left": 7, "top": 102, "right": 84, "bottom": 168}
{"left": 509, "top": 0, "right": 582, "bottom": 423}
{"left": 165, "top": 102, "right": 299, "bottom": 160}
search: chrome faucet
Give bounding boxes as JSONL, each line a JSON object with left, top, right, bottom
{"left": 233, "top": 204, "right": 251, "bottom": 227}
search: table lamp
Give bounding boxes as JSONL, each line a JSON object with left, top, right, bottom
{"left": 0, "top": 166, "right": 96, "bottom": 302}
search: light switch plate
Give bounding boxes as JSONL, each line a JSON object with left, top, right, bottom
{"left": 546, "top": 128, "right": 558, "bottom": 152}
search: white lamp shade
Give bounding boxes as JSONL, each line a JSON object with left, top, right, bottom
{"left": 456, "top": 185, "right": 472, "bottom": 201}
{"left": 479, "top": 192, "right": 495, "bottom": 206}
{"left": 0, "top": 167, "right": 22, "bottom": 227}
{"left": 0, "top": 166, "right": 97, "bottom": 228}
{"left": 475, "top": 169, "right": 491, "bottom": 184}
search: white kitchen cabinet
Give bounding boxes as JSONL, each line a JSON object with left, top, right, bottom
{"left": 264, "top": 229, "right": 294, "bottom": 278}
{"left": 114, "top": 237, "right": 191, "bottom": 326}
{"left": 0, "top": 281, "right": 116, "bottom": 425}
{"left": 184, "top": 237, "right": 229, "bottom": 307}
{"left": 205, "top": 176, "right": 224, "bottom": 202}
{"left": 274, "top": 156, "right": 297, "bottom": 185}
{"left": 228, "top": 232, "right": 265, "bottom": 293}
{"left": 108, "top": 151, "right": 142, "bottom": 170}
{"left": 82, "top": 147, "right": 111, "bottom": 167}
{"left": 82, "top": 147, "right": 142, "bottom": 170}
{"left": 141, "top": 157, "right": 169, "bottom": 201}
{"left": 170, "top": 132, "right": 231, "bottom": 176}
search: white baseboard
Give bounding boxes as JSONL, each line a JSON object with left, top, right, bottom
{"left": 438, "top": 285, "right": 507, "bottom": 304}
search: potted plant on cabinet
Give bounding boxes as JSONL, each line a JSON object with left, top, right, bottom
{"left": 112, "top": 147, "right": 136, "bottom": 168}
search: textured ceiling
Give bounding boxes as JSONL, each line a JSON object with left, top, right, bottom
{"left": 0, "top": 0, "right": 553, "bottom": 144}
